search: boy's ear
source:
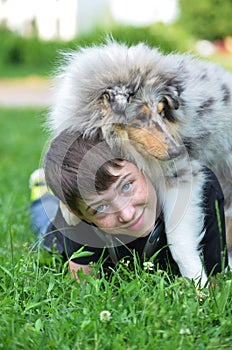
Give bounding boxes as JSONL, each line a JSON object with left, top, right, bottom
{"left": 60, "top": 201, "right": 81, "bottom": 226}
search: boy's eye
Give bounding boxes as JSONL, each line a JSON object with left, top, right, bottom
{"left": 95, "top": 204, "right": 106, "bottom": 214}
{"left": 122, "top": 182, "right": 132, "bottom": 192}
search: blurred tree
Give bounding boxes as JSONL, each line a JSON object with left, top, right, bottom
{"left": 178, "top": 0, "right": 232, "bottom": 40}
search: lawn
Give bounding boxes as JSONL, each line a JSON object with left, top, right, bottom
{"left": 0, "top": 108, "right": 231, "bottom": 350}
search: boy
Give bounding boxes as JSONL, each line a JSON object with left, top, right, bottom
{"left": 30, "top": 130, "right": 228, "bottom": 284}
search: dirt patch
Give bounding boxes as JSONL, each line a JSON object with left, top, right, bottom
{"left": 0, "top": 76, "right": 53, "bottom": 107}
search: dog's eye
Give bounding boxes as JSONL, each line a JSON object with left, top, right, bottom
{"left": 103, "top": 92, "right": 110, "bottom": 101}
{"left": 157, "top": 98, "right": 176, "bottom": 122}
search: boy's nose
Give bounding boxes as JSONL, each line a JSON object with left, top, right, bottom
{"left": 118, "top": 204, "right": 136, "bottom": 223}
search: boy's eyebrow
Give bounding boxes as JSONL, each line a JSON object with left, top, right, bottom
{"left": 86, "top": 172, "right": 133, "bottom": 211}
{"left": 86, "top": 200, "right": 102, "bottom": 213}
{"left": 115, "top": 173, "right": 132, "bottom": 191}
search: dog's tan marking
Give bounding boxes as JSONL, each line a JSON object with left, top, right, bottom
{"left": 157, "top": 101, "right": 164, "bottom": 114}
{"left": 125, "top": 124, "right": 170, "bottom": 159}
{"left": 139, "top": 104, "right": 151, "bottom": 117}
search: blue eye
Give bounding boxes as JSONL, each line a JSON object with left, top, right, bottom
{"left": 122, "top": 182, "right": 132, "bottom": 192}
{"left": 96, "top": 204, "right": 106, "bottom": 214}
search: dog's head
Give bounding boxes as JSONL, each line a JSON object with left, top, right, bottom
{"left": 48, "top": 40, "right": 185, "bottom": 160}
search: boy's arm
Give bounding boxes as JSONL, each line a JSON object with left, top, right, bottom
{"left": 68, "top": 260, "right": 93, "bottom": 281}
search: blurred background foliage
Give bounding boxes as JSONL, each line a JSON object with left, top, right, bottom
{"left": 0, "top": 23, "right": 192, "bottom": 77}
{"left": 0, "top": 0, "right": 231, "bottom": 78}
{"left": 178, "top": 0, "right": 232, "bottom": 41}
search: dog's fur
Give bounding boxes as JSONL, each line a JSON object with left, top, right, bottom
{"left": 47, "top": 41, "right": 232, "bottom": 285}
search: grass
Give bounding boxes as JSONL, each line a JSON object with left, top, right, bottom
{"left": 0, "top": 108, "right": 232, "bottom": 350}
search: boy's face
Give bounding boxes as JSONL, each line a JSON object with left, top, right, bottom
{"left": 75, "top": 161, "right": 157, "bottom": 238}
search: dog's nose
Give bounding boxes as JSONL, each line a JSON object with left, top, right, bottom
{"left": 167, "top": 144, "right": 185, "bottom": 159}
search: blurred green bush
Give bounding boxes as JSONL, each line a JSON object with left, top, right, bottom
{"left": 0, "top": 24, "right": 192, "bottom": 77}
{"left": 0, "top": 27, "right": 69, "bottom": 76}
{"left": 77, "top": 24, "right": 193, "bottom": 53}
{"left": 178, "top": 0, "right": 232, "bottom": 41}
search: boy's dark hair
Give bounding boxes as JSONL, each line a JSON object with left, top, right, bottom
{"left": 44, "top": 129, "right": 124, "bottom": 211}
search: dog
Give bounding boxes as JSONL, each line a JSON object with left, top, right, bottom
{"left": 47, "top": 40, "right": 232, "bottom": 286}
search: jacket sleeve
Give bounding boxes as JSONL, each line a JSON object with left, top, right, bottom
{"left": 200, "top": 168, "right": 228, "bottom": 275}
{"left": 42, "top": 209, "right": 106, "bottom": 265}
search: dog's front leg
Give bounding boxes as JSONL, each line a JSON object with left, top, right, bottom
{"left": 163, "top": 175, "right": 207, "bottom": 287}
{"left": 225, "top": 215, "right": 232, "bottom": 267}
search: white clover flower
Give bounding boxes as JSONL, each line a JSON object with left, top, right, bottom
{"left": 99, "top": 310, "right": 111, "bottom": 323}
{"left": 179, "top": 328, "right": 191, "bottom": 335}
{"left": 195, "top": 289, "right": 209, "bottom": 302}
{"left": 120, "top": 258, "right": 131, "bottom": 267}
{"left": 143, "top": 261, "right": 154, "bottom": 271}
